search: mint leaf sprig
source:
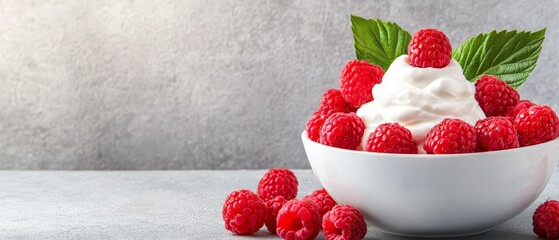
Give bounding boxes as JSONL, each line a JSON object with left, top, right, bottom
{"left": 351, "top": 15, "right": 546, "bottom": 88}
{"left": 452, "top": 29, "right": 546, "bottom": 87}
{"left": 351, "top": 15, "right": 411, "bottom": 72}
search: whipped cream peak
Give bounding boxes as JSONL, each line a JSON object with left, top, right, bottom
{"left": 356, "top": 55, "right": 486, "bottom": 152}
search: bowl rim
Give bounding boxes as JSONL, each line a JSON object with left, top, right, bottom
{"left": 301, "top": 131, "right": 559, "bottom": 159}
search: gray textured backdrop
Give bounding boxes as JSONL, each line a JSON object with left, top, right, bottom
{"left": 0, "top": 0, "right": 558, "bottom": 170}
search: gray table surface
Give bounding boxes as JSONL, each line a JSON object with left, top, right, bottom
{"left": 1, "top": 170, "right": 557, "bottom": 240}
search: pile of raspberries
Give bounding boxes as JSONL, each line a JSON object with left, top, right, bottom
{"left": 222, "top": 168, "right": 367, "bottom": 240}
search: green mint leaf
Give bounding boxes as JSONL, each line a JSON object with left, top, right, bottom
{"left": 351, "top": 15, "right": 412, "bottom": 72}
{"left": 452, "top": 29, "right": 546, "bottom": 88}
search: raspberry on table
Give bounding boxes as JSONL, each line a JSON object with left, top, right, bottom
{"left": 276, "top": 199, "right": 321, "bottom": 240}
{"left": 407, "top": 28, "right": 452, "bottom": 68}
{"left": 365, "top": 123, "right": 418, "bottom": 154}
{"left": 222, "top": 189, "right": 266, "bottom": 235}
{"left": 316, "top": 88, "right": 351, "bottom": 117}
{"left": 474, "top": 117, "right": 519, "bottom": 151}
{"left": 302, "top": 188, "right": 337, "bottom": 218}
{"left": 257, "top": 168, "right": 298, "bottom": 201}
{"left": 533, "top": 200, "right": 559, "bottom": 239}
{"left": 475, "top": 75, "right": 520, "bottom": 117}
{"left": 264, "top": 196, "right": 288, "bottom": 234}
{"left": 339, "top": 60, "right": 384, "bottom": 111}
{"left": 424, "top": 118, "right": 477, "bottom": 154}
{"left": 306, "top": 114, "right": 327, "bottom": 142}
{"left": 514, "top": 105, "right": 559, "bottom": 147}
{"left": 322, "top": 205, "right": 367, "bottom": 240}
{"left": 506, "top": 100, "right": 536, "bottom": 122}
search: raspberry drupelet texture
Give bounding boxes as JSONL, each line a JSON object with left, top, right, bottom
{"left": 365, "top": 123, "right": 418, "bottom": 154}
{"left": 306, "top": 114, "right": 327, "bottom": 142}
{"left": 514, "top": 105, "right": 559, "bottom": 147}
{"left": 306, "top": 89, "right": 352, "bottom": 143}
{"left": 276, "top": 199, "right": 321, "bottom": 240}
{"left": 322, "top": 205, "right": 367, "bottom": 240}
{"left": 257, "top": 168, "right": 299, "bottom": 201}
{"left": 264, "top": 196, "right": 288, "bottom": 234}
{"left": 222, "top": 189, "right": 266, "bottom": 235}
{"left": 533, "top": 200, "right": 559, "bottom": 239}
{"left": 424, "top": 118, "right": 477, "bottom": 154}
{"left": 506, "top": 100, "right": 536, "bottom": 122}
{"left": 302, "top": 188, "right": 337, "bottom": 218}
{"left": 407, "top": 28, "right": 452, "bottom": 68}
{"left": 316, "top": 88, "right": 351, "bottom": 117}
{"left": 319, "top": 112, "right": 365, "bottom": 150}
{"left": 339, "top": 60, "right": 384, "bottom": 111}
{"left": 474, "top": 117, "right": 519, "bottom": 151}
{"left": 475, "top": 75, "right": 520, "bottom": 117}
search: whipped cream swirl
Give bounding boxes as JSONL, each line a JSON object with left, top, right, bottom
{"left": 356, "top": 55, "right": 485, "bottom": 152}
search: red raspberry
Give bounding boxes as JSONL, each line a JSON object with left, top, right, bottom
{"left": 316, "top": 88, "right": 351, "bottom": 117}
{"left": 514, "top": 105, "right": 559, "bottom": 147}
{"left": 365, "top": 123, "right": 418, "bottom": 154}
{"left": 302, "top": 188, "right": 337, "bottom": 218}
{"left": 222, "top": 189, "right": 266, "bottom": 235}
{"left": 319, "top": 112, "right": 365, "bottom": 150}
{"left": 264, "top": 196, "right": 288, "bottom": 234}
{"left": 306, "top": 114, "right": 326, "bottom": 142}
{"left": 424, "top": 118, "right": 477, "bottom": 154}
{"left": 339, "top": 60, "right": 384, "bottom": 111}
{"left": 474, "top": 117, "right": 519, "bottom": 151}
{"left": 322, "top": 205, "right": 367, "bottom": 240}
{"left": 408, "top": 28, "right": 452, "bottom": 68}
{"left": 277, "top": 199, "right": 321, "bottom": 240}
{"left": 533, "top": 200, "right": 559, "bottom": 239}
{"left": 475, "top": 75, "right": 520, "bottom": 117}
{"left": 506, "top": 100, "right": 536, "bottom": 122}
{"left": 257, "top": 168, "right": 298, "bottom": 201}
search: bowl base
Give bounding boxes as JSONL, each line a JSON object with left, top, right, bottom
{"left": 371, "top": 226, "right": 495, "bottom": 238}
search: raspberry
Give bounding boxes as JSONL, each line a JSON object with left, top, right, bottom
{"left": 407, "top": 28, "right": 452, "bottom": 68}
{"left": 302, "top": 188, "right": 337, "bottom": 218}
{"left": 339, "top": 60, "right": 384, "bottom": 111}
{"left": 514, "top": 105, "right": 559, "bottom": 147}
{"left": 276, "top": 199, "right": 321, "bottom": 240}
{"left": 306, "top": 114, "right": 327, "bottom": 142}
{"left": 365, "top": 123, "right": 418, "bottom": 154}
{"left": 322, "top": 205, "right": 367, "bottom": 240}
{"left": 222, "top": 189, "right": 266, "bottom": 235}
{"left": 506, "top": 100, "right": 536, "bottom": 122}
{"left": 424, "top": 118, "right": 477, "bottom": 154}
{"left": 533, "top": 200, "right": 559, "bottom": 239}
{"left": 319, "top": 112, "right": 365, "bottom": 150}
{"left": 265, "top": 196, "right": 288, "bottom": 234}
{"left": 475, "top": 75, "right": 520, "bottom": 117}
{"left": 257, "top": 168, "right": 298, "bottom": 201}
{"left": 316, "top": 89, "right": 351, "bottom": 117}
{"left": 474, "top": 117, "right": 519, "bottom": 151}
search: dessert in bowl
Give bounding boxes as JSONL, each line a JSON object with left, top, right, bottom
{"left": 219, "top": 16, "right": 557, "bottom": 240}
{"left": 302, "top": 131, "right": 559, "bottom": 237}
{"left": 303, "top": 16, "right": 558, "bottom": 238}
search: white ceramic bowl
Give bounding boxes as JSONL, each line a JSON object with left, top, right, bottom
{"left": 302, "top": 131, "right": 559, "bottom": 238}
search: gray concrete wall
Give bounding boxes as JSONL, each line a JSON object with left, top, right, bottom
{"left": 0, "top": 0, "right": 557, "bottom": 169}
